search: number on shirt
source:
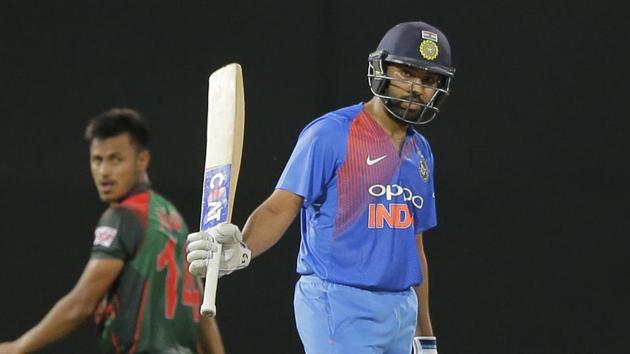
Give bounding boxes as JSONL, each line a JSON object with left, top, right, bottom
{"left": 157, "top": 239, "right": 202, "bottom": 321}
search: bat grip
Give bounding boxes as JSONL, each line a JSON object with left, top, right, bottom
{"left": 201, "top": 242, "right": 222, "bottom": 317}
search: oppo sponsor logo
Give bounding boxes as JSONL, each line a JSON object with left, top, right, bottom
{"left": 368, "top": 184, "right": 424, "bottom": 209}
{"left": 367, "top": 184, "right": 424, "bottom": 229}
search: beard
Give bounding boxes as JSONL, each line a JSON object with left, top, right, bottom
{"left": 383, "top": 97, "right": 424, "bottom": 123}
{"left": 383, "top": 85, "right": 427, "bottom": 122}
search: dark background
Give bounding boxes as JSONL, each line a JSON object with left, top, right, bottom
{"left": 0, "top": 1, "right": 627, "bottom": 353}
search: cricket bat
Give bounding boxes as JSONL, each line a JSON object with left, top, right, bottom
{"left": 199, "top": 63, "right": 245, "bottom": 317}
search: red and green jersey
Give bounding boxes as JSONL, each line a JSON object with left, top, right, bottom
{"left": 91, "top": 184, "right": 203, "bottom": 354}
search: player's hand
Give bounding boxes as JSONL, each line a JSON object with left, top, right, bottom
{"left": 212, "top": 223, "right": 252, "bottom": 277}
{"left": 187, "top": 223, "right": 251, "bottom": 278}
{"left": 0, "top": 341, "right": 24, "bottom": 354}
{"left": 412, "top": 336, "right": 438, "bottom": 354}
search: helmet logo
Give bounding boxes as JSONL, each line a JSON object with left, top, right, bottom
{"left": 421, "top": 30, "right": 438, "bottom": 42}
{"left": 419, "top": 40, "right": 439, "bottom": 61}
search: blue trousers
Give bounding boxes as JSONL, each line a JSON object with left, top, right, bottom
{"left": 294, "top": 275, "right": 417, "bottom": 354}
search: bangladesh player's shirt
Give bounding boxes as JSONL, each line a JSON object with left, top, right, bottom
{"left": 91, "top": 184, "right": 202, "bottom": 354}
{"left": 277, "top": 103, "right": 437, "bottom": 291}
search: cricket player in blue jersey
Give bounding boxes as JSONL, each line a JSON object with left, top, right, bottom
{"left": 187, "top": 21, "right": 455, "bottom": 354}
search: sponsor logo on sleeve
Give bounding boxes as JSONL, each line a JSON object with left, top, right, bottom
{"left": 93, "top": 226, "right": 118, "bottom": 247}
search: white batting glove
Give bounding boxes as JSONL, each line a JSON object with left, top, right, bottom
{"left": 186, "top": 223, "right": 251, "bottom": 278}
{"left": 412, "top": 336, "right": 438, "bottom": 354}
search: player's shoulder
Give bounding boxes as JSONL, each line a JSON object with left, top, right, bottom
{"left": 149, "top": 190, "right": 184, "bottom": 217}
{"left": 409, "top": 129, "right": 435, "bottom": 164}
{"left": 147, "top": 189, "right": 168, "bottom": 205}
{"left": 98, "top": 188, "right": 152, "bottom": 225}
{"left": 98, "top": 204, "right": 139, "bottom": 227}
{"left": 120, "top": 188, "right": 151, "bottom": 209}
{"left": 300, "top": 103, "right": 364, "bottom": 139}
{"left": 147, "top": 190, "right": 189, "bottom": 233}
{"left": 323, "top": 102, "right": 365, "bottom": 122}
{"left": 410, "top": 128, "right": 433, "bottom": 149}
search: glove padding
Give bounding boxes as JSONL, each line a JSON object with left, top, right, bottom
{"left": 412, "top": 336, "right": 437, "bottom": 354}
{"left": 186, "top": 223, "right": 251, "bottom": 278}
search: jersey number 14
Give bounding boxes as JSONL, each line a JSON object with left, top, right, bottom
{"left": 157, "top": 239, "right": 202, "bottom": 321}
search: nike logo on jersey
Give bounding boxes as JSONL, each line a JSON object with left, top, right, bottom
{"left": 366, "top": 155, "right": 387, "bottom": 166}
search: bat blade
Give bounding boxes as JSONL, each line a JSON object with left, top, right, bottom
{"left": 199, "top": 63, "right": 245, "bottom": 317}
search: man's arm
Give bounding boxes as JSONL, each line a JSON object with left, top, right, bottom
{"left": 241, "top": 189, "right": 303, "bottom": 258}
{"left": 197, "top": 316, "right": 225, "bottom": 354}
{"left": 0, "top": 258, "right": 123, "bottom": 354}
{"left": 413, "top": 233, "right": 434, "bottom": 336}
{"left": 186, "top": 189, "right": 302, "bottom": 280}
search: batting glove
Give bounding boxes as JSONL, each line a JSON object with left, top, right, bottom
{"left": 186, "top": 223, "right": 251, "bottom": 278}
{"left": 412, "top": 336, "right": 438, "bottom": 354}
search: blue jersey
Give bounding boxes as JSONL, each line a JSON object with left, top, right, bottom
{"left": 277, "top": 103, "right": 437, "bottom": 291}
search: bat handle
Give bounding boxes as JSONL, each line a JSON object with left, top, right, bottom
{"left": 201, "top": 242, "right": 222, "bottom": 317}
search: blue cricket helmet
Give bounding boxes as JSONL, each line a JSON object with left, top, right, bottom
{"left": 368, "top": 21, "right": 456, "bottom": 124}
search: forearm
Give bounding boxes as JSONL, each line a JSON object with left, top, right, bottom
{"left": 197, "top": 317, "right": 225, "bottom": 354}
{"left": 15, "top": 293, "right": 94, "bottom": 353}
{"left": 415, "top": 234, "right": 433, "bottom": 336}
{"left": 414, "top": 280, "right": 433, "bottom": 336}
{"left": 242, "top": 192, "right": 300, "bottom": 258}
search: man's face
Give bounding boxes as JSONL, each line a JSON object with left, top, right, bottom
{"left": 89, "top": 133, "right": 149, "bottom": 203}
{"left": 385, "top": 63, "right": 443, "bottom": 111}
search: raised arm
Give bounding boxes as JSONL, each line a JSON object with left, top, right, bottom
{"left": 242, "top": 189, "right": 303, "bottom": 258}
{"left": 187, "top": 189, "right": 302, "bottom": 278}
